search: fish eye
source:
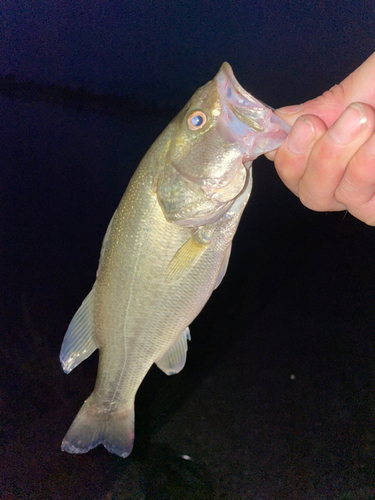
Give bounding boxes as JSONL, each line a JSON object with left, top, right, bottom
{"left": 187, "top": 110, "right": 207, "bottom": 130}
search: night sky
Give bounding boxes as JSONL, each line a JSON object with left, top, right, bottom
{"left": 2, "top": 2, "right": 375, "bottom": 499}
{"left": 2, "top": 1, "right": 375, "bottom": 102}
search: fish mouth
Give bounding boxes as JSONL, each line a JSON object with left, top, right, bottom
{"left": 215, "top": 62, "right": 291, "bottom": 160}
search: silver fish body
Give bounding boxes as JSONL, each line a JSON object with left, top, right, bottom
{"left": 60, "top": 63, "right": 290, "bottom": 458}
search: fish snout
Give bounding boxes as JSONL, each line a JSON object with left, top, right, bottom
{"left": 215, "top": 62, "right": 290, "bottom": 158}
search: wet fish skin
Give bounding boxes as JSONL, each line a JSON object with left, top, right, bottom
{"left": 59, "top": 63, "right": 290, "bottom": 458}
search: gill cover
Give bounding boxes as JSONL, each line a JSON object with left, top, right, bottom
{"left": 157, "top": 62, "right": 290, "bottom": 227}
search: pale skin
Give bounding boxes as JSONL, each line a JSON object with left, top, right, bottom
{"left": 266, "top": 52, "right": 375, "bottom": 226}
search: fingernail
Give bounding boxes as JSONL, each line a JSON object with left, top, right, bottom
{"left": 286, "top": 116, "right": 315, "bottom": 155}
{"left": 278, "top": 104, "right": 303, "bottom": 114}
{"left": 329, "top": 103, "right": 367, "bottom": 145}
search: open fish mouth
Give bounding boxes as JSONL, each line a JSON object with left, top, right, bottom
{"left": 215, "top": 62, "right": 291, "bottom": 158}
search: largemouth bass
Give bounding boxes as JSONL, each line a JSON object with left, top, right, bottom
{"left": 60, "top": 63, "right": 290, "bottom": 458}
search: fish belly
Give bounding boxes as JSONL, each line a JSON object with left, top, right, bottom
{"left": 61, "top": 159, "right": 233, "bottom": 458}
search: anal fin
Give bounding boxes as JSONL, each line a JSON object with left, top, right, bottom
{"left": 156, "top": 327, "right": 191, "bottom": 375}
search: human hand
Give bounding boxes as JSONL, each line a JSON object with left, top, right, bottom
{"left": 267, "top": 52, "right": 375, "bottom": 225}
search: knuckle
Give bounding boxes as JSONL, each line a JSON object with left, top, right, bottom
{"left": 323, "top": 82, "right": 347, "bottom": 106}
{"left": 299, "top": 183, "right": 340, "bottom": 212}
{"left": 298, "top": 190, "right": 321, "bottom": 211}
{"left": 306, "top": 84, "right": 347, "bottom": 125}
{"left": 335, "top": 182, "right": 354, "bottom": 205}
{"left": 275, "top": 150, "right": 303, "bottom": 183}
{"left": 350, "top": 203, "right": 375, "bottom": 226}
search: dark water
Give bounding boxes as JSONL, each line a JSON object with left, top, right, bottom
{"left": 1, "top": 95, "right": 375, "bottom": 499}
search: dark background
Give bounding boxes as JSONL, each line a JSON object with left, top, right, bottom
{"left": 1, "top": 2, "right": 375, "bottom": 499}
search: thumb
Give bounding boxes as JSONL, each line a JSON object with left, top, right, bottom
{"left": 275, "top": 51, "right": 375, "bottom": 129}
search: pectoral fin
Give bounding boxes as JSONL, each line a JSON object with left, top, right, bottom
{"left": 155, "top": 327, "right": 191, "bottom": 375}
{"left": 165, "top": 229, "right": 213, "bottom": 282}
{"left": 60, "top": 289, "right": 98, "bottom": 374}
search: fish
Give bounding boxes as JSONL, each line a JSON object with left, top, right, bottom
{"left": 59, "top": 62, "right": 290, "bottom": 458}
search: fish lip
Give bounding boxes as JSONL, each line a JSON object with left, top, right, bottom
{"left": 214, "top": 62, "right": 291, "bottom": 155}
{"left": 216, "top": 62, "right": 269, "bottom": 123}
{"left": 219, "top": 63, "right": 291, "bottom": 134}
{"left": 218, "top": 62, "right": 258, "bottom": 105}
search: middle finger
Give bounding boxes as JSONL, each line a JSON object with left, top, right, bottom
{"left": 298, "top": 103, "right": 375, "bottom": 211}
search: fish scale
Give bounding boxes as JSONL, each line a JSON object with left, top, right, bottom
{"left": 59, "top": 62, "right": 290, "bottom": 458}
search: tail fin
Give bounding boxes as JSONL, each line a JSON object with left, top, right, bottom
{"left": 61, "top": 396, "right": 135, "bottom": 458}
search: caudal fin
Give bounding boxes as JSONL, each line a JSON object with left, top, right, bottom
{"left": 62, "top": 396, "right": 135, "bottom": 458}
